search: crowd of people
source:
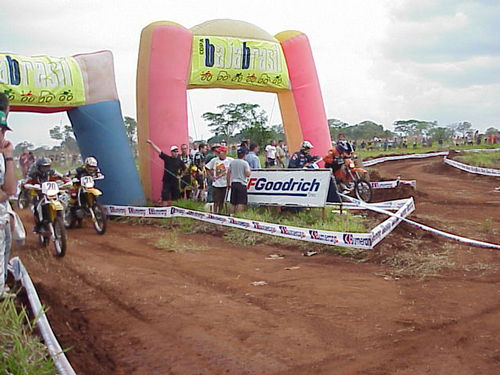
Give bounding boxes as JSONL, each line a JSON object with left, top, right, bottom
{"left": 145, "top": 135, "right": 358, "bottom": 214}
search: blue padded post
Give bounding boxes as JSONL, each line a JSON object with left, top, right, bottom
{"left": 67, "top": 101, "right": 146, "bottom": 205}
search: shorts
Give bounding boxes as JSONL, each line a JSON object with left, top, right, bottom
{"left": 230, "top": 182, "right": 248, "bottom": 205}
{"left": 265, "top": 158, "right": 276, "bottom": 167}
{"left": 162, "top": 180, "right": 180, "bottom": 201}
{"left": 212, "top": 186, "right": 227, "bottom": 205}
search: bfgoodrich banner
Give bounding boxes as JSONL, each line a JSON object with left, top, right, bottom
{"left": 246, "top": 169, "right": 331, "bottom": 207}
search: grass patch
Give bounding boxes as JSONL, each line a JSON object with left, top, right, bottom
{"left": 380, "top": 247, "right": 456, "bottom": 279}
{"left": 154, "top": 231, "right": 209, "bottom": 252}
{"left": 0, "top": 297, "right": 56, "bottom": 375}
{"left": 454, "top": 152, "right": 500, "bottom": 169}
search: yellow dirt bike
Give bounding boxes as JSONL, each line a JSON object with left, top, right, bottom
{"left": 25, "top": 180, "right": 70, "bottom": 257}
{"left": 63, "top": 175, "right": 107, "bottom": 234}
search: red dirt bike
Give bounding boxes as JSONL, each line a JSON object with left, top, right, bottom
{"left": 334, "top": 154, "right": 372, "bottom": 202}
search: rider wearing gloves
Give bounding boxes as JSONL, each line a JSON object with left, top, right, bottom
{"left": 26, "top": 158, "right": 66, "bottom": 233}
{"left": 288, "top": 141, "right": 318, "bottom": 168}
{"left": 323, "top": 134, "right": 354, "bottom": 192}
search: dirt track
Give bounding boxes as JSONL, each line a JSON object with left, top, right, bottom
{"left": 10, "top": 156, "right": 500, "bottom": 375}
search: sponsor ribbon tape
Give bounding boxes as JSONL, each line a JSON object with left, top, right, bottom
{"left": 8, "top": 257, "right": 77, "bottom": 375}
{"left": 327, "top": 198, "right": 411, "bottom": 211}
{"left": 444, "top": 156, "right": 500, "bottom": 177}
{"left": 339, "top": 194, "right": 500, "bottom": 250}
{"left": 363, "top": 152, "right": 449, "bottom": 167}
{"left": 103, "top": 205, "right": 373, "bottom": 249}
{"left": 370, "top": 180, "right": 416, "bottom": 189}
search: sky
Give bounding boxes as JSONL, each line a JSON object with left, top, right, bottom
{"left": 1, "top": 0, "right": 499, "bottom": 147}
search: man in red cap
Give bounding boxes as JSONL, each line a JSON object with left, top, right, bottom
{"left": 205, "top": 145, "right": 233, "bottom": 214}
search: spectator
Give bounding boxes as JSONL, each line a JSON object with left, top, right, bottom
{"left": 276, "top": 140, "right": 286, "bottom": 168}
{"left": 179, "top": 144, "right": 193, "bottom": 199}
{"left": 246, "top": 143, "right": 261, "bottom": 169}
{"left": 0, "top": 93, "right": 16, "bottom": 299}
{"left": 288, "top": 141, "right": 318, "bottom": 168}
{"left": 227, "top": 148, "right": 251, "bottom": 214}
{"left": 206, "top": 146, "right": 233, "bottom": 214}
{"left": 146, "top": 139, "right": 185, "bottom": 206}
{"left": 265, "top": 140, "right": 277, "bottom": 167}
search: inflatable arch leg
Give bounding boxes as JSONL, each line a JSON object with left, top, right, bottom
{"left": 137, "top": 22, "right": 192, "bottom": 203}
{"left": 276, "top": 31, "right": 331, "bottom": 158}
{"left": 68, "top": 101, "right": 146, "bottom": 205}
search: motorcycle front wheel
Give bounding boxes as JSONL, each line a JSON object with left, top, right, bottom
{"left": 354, "top": 179, "right": 373, "bottom": 203}
{"left": 90, "top": 202, "right": 107, "bottom": 235}
{"left": 52, "top": 217, "right": 67, "bottom": 257}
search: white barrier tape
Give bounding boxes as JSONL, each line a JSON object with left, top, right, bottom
{"left": 104, "top": 205, "right": 375, "bottom": 249}
{"left": 370, "top": 180, "right": 417, "bottom": 189}
{"left": 363, "top": 152, "right": 449, "bottom": 167}
{"left": 443, "top": 156, "right": 500, "bottom": 177}
{"left": 8, "top": 257, "right": 77, "bottom": 375}
{"left": 327, "top": 198, "right": 412, "bottom": 211}
{"left": 339, "top": 194, "right": 500, "bottom": 250}
{"left": 459, "top": 148, "right": 500, "bottom": 153}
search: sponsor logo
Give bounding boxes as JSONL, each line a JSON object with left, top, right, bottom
{"left": 248, "top": 177, "right": 321, "bottom": 195}
{"left": 252, "top": 221, "right": 277, "bottom": 233}
{"left": 207, "top": 214, "right": 227, "bottom": 224}
{"left": 107, "top": 206, "right": 127, "bottom": 215}
{"left": 170, "top": 207, "right": 185, "bottom": 215}
{"left": 278, "top": 225, "right": 305, "bottom": 238}
{"left": 127, "top": 207, "right": 147, "bottom": 216}
{"left": 309, "top": 230, "right": 338, "bottom": 244}
{"left": 185, "top": 210, "right": 207, "bottom": 219}
{"left": 147, "top": 207, "right": 170, "bottom": 217}
{"left": 228, "top": 217, "right": 250, "bottom": 228}
{"left": 343, "top": 233, "right": 371, "bottom": 247}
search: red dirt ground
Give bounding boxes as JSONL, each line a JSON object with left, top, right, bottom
{"left": 9, "top": 156, "right": 500, "bottom": 375}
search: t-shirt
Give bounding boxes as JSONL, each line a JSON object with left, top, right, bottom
{"left": 206, "top": 156, "right": 233, "bottom": 188}
{"left": 159, "top": 152, "right": 185, "bottom": 182}
{"left": 245, "top": 152, "right": 261, "bottom": 169}
{"left": 265, "top": 145, "right": 276, "bottom": 159}
{"left": 228, "top": 158, "right": 251, "bottom": 185}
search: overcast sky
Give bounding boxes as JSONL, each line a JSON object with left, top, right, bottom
{"left": 2, "top": 0, "right": 499, "bottom": 147}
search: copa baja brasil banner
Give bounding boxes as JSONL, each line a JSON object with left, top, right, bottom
{"left": 246, "top": 169, "right": 331, "bottom": 207}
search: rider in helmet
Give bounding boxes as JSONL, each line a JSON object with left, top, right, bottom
{"left": 68, "top": 156, "right": 103, "bottom": 180}
{"left": 288, "top": 140, "right": 318, "bottom": 168}
{"left": 26, "top": 158, "right": 66, "bottom": 233}
{"left": 323, "top": 134, "right": 355, "bottom": 192}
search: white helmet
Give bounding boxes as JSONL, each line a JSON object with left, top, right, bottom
{"left": 85, "top": 156, "right": 98, "bottom": 168}
{"left": 301, "top": 140, "right": 313, "bottom": 149}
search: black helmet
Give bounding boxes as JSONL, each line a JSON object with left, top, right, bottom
{"left": 36, "top": 157, "right": 52, "bottom": 175}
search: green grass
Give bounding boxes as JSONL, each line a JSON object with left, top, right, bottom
{"left": 357, "top": 143, "right": 498, "bottom": 161}
{"left": 0, "top": 297, "right": 56, "bottom": 375}
{"left": 454, "top": 152, "right": 500, "bottom": 169}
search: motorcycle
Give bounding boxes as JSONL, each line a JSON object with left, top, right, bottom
{"left": 17, "top": 179, "right": 35, "bottom": 210}
{"left": 25, "top": 180, "right": 70, "bottom": 257}
{"left": 334, "top": 154, "right": 372, "bottom": 202}
{"left": 64, "top": 175, "right": 107, "bottom": 234}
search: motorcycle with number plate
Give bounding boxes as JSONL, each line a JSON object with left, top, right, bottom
{"left": 25, "top": 180, "right": 70, "bottom": 257}
{"left": 64, "top": 175, "right": 107, "bottom": 234}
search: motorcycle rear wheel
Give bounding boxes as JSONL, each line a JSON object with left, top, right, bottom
{"left": 91, "top": 202, "right": 107, "bottom": 235}
{"left": 354, "top": 179, "right": 373, "bottom": 203}
{"left": 52, "top": 217, "right": 67, "bottom": 257}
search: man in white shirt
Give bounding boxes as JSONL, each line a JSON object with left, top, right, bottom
{"left": 206, "top": 146, "right": 233, "bottom": 214}
{"left": 265, "top": 140, "right": 277, "bottom": 167}
{"left": 227, "top": 149, "right": 251, "bottom": 214}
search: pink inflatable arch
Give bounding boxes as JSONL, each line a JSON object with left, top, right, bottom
{"left": 137, "top": 20, "right": 331, "bottom": 202}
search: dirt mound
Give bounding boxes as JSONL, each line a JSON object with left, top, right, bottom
{"left": 372, "top": 182, "right": 416, "bottom": 202}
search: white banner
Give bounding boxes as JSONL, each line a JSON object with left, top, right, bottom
{"left": 370, "top": 180, "right": 416, "bottom": 189}
{"left": 363, "top": 152, "right": 449, "bottom": 167}
{"left": 246, "top": 169, "right": 331, "bottom": 207}
{"left": 443, "top": 156, "right": 500, "bottom": 177}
